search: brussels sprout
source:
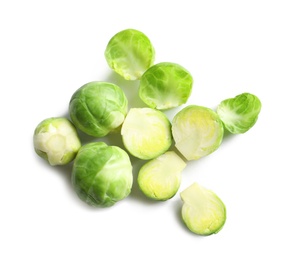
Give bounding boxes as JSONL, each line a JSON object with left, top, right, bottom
{"left": 180, "top": 183, "right": 226, "bottom": 236}
{"left": 138, "top": 151, "right": 186, "bottom": 201}
{"left": 216, "top": 92, "right": 262, "bottom": 134}
{"left": 121, "top": 107, "right": 172, "bottom": 160}
{"left": 172, "top": 105, "right": 224, "bottom": 160}
{"left": 139, "top": 62, "right": 193, "bottom": 110}
{"left": 69, "top": 81, "right": 128, "bottom": 137}
{"left": 104, "top": 29, "right": 155, "bottom": 80}
{"left": 33, "top": 117, "right": 81, "bottom": 166}
{"left": 72, "top": 142, "right": 133, "bottom": 207}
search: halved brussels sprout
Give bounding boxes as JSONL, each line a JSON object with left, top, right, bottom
{"left": 121, "top": 107, "right": 172, "bottom": 160}
{"left": 138, "top": 151, "right": 186, "bottom": 200}
{"left": 180, "top": 183, "right": 226, "bottom": 236}
{"left": 69, "top": 81, "right": 128, "bottom": 137}
{"left": 216, "top": 92, "right": 262, "bottom": 134}
{"left": 72, "top": 142, "right": 133, "bottom": 207}
{"left": 33, "top": 117, "right": 81, "bottom": 166}
{"left": 172, "top": 105, "right": 224, "bottom": 160}
{"left": 139, "top": 62, "right": 193, "bottom": 110}
{"left": 104, "top": 29, "right": 155, "bottom": 80}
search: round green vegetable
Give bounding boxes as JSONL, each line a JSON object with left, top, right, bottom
{"left": 216, "top": 92, "right": 262, "bottom": 134}
{"left": 138, "top": 151, "right": 186, "bottom": 201}
{"left": 69, "top": 81, "right": 128, "bottom": 137}
{"left": 139, "top": 62, "right": 193, "bottom": 110}
{"left": 172, "top": 105, "right": 224, "bottom": 160}
{"left": 105, "top": 28, "right": 155, "bottom": 80}
{"left": 180, "top": 182, "right": 226, "bottom": 236}
{"left": 121, "top": 107, "right": 172, "bottom": 160}
{"left": 33, "top": 117, "right": 81, "bottom": 166}
{"left": 72, "top": 142, "right": 133, "bottom": 207}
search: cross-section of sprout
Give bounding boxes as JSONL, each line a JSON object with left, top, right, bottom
{"left": 72, "top": 142, "right": 133, "bottom": 207}
{"left": 180, "top": 183, "right": 226, "bottom": 236}
{"left": 69, "top": 81, "right": 128, "bottom": 137}
{"left": 33, "top": 117, "right": 81, "bottom": 166}
{"left": 216, "top": 92, "right": 262, "bottom": 134}
{"left": 104, "top": 29, "right": 155, "bottom": 80}
{"left": 139, "top": 62, "right": 193, "bottom": 110}
{"left": 121, "top": 107, "right": 172, "bottom": 160}
{"left": 172, "top": 105, "right": 224, "bottom": 160}
{"left": 138, "top": 151, "right": 186, "bottom": 201}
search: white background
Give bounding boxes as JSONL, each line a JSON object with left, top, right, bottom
{"left": 1, "top": 0, "right": 285, "bottom": 259}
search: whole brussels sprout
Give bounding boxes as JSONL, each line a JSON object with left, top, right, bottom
{"left": 72, "top": 142, "right": 133, "bottom": 207}
{"left": 33, "top": 117, "right": 81, "bottom": 166}
{"left": 69, "top": 81, "right": 128, "bottom": 137}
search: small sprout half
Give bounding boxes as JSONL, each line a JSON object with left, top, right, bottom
{"left": 69, "top": 81, "right": 128, "bottom": 137}
{"left": 138, "top": 151, "right": 186, "bottom": 201}
{"left": 72, "top": 142, "right": 133, "bottom": 207}
{"left": 172, "top": 105, "right": 224, "bottom": 160}
{"left": 180, "top": 183, "right": 226, "bottom": 236}
{"left": 121, "top": 107, "right": 172, "bottom": 160}
{"left": 139, "top": 62, "right": 193, "bottom": 110}
{"left": 216, "top": 92, "right": 262, "bottom": 134}
{"left": 33, "top": 117, "right": 81, "bottom": 166}
{"left": 104, "top": 29, "right": 155, "bottom": 80}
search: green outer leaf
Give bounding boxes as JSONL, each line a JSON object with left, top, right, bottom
{"left": 217, "top": 92, "right": 262, "bottom": 134}
{"left": 69, "top": 81, "right": 128, "bottom": 137}
{"left": 72, "top": 142, "right": 133, "bottom": 207}
{"left": 104, "top": 28, "right": 155, "bottom": 80}
{"left": 139, "top": 62, "right": 193, "bottom": 110}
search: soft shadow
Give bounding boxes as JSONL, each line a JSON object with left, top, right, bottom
{"left": 221, "top": 126, "right": 237, "bottom": 145}
{"left": 33, "top": 146, "right": 98, "bottom": 211}
{"left": 128, "top": 155, "right": 164, "bottom": 205}
{"left": 33, "top": 153, "right": 87, "bottom": 208}
{"left": 52, "top": 162, "right": 95, "bottom": 210}
{"left": 104, "top": 70, "right": 146, "bottom": 109}
{"left": 171, "top": 198, "right": 205, "bottom": 237}
{"left": 76, "top": 129, "right": 98, "bottom": 146}
{"left": 172, "top": 198, "right": 189, "bottom": 232}
{"left": 59, "top": 110, "right": 70, "bottom": 120}
{"left": 53, "top": 162, "right": 73, "bottom": 191}
{"left": 104, "top": 131, "right": 124, "bottom": 147}
{"left": 223, "top": 127, "right": 233, "bottom": 139}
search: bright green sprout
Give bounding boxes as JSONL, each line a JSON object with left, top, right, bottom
{"left": 172, "top": 105, "right": 224, "bottom": 160}
{"left": 72, "top": 142, "right": 133, "bottom": 207}
{"left": 121, "top": 107, "right": 172, "bottom": 160}
{"left": 139, "top": 62, "right": 193, "bottom": 110}
{"left": 104, "top": 28, "right": 155, "bottom": 80}
{"left": 216, "top": 92, "right": 262, "bottom": 134}
{"left": 33, "top": 117, "right": 81, "bottom": 166}
{"left": 138, "top": 151, "right": 186, "bottom": 201}
{"left": 180, "top": 182, "right": 226, "bottom": 236}
{"left": 69, "top": 81, "right": 128, "bottom": 137}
